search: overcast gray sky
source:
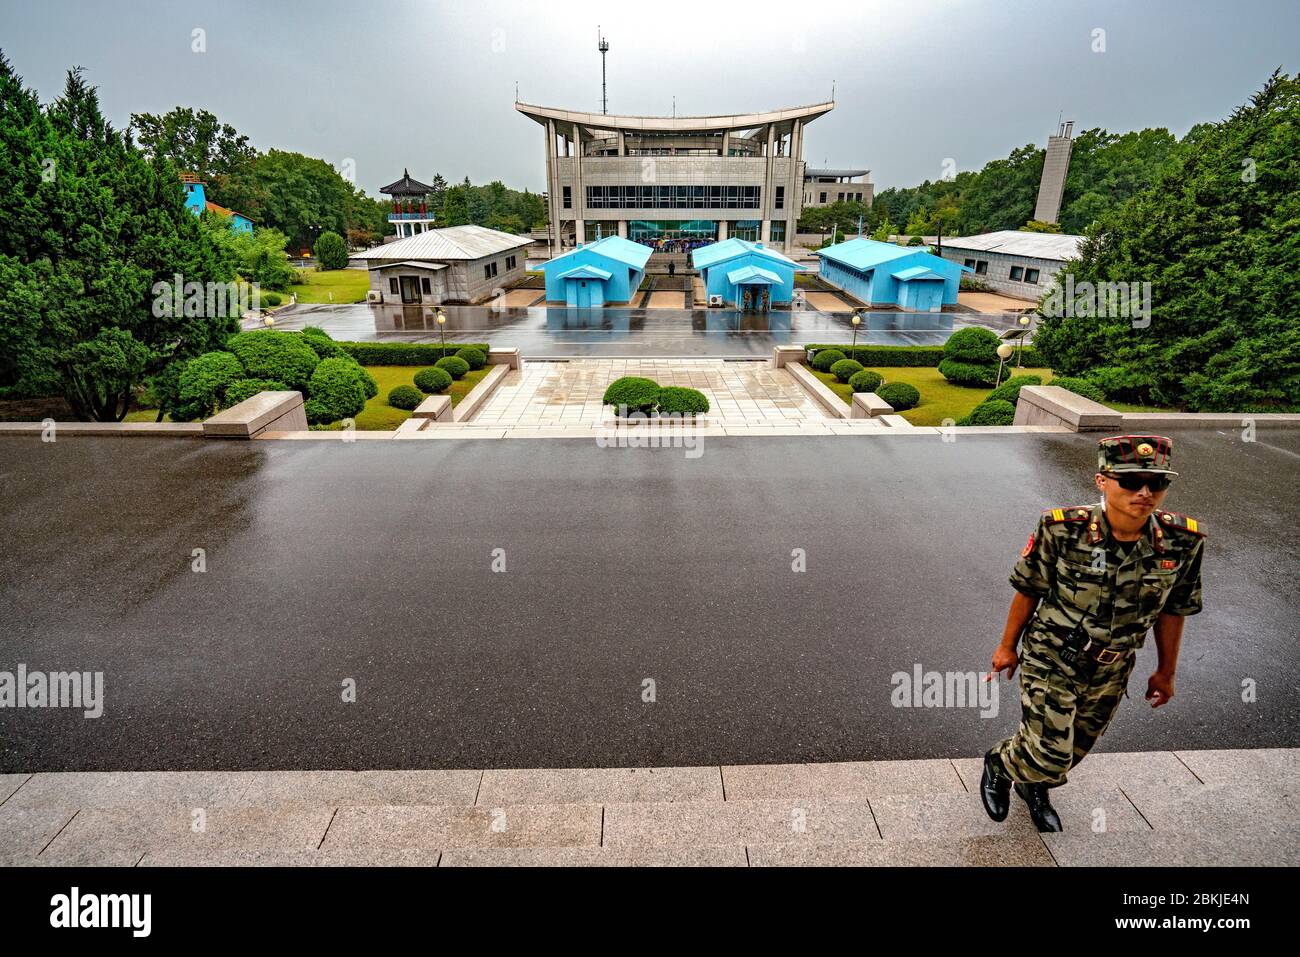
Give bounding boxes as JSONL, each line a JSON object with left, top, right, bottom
{"left": 1, "top": 0, "right": 1296, "bottom": 196}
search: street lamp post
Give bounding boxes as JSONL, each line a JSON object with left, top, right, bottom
{"left": 850, "top": 312, "right": 862, "bottom": 362}
{"left": 995, "top": 343, "right": 1015, "bottom": 388}
{"left": 436, "top": 309, "right": 447, "bottom": 353}
{"left": 1016, "top": 314, "right": 1031, "bottom": 368}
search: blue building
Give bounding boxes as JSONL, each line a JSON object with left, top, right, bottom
{"left": 181, "top": 174, "right": 254, "bottom": 235}
{"left": 816, "top": 238, "right": 967, "bottom": 312}
{"left": 691, "top": 238, "right": 800, "bottom": 309}
{"left": 541, "top": 235, "right": 651, "bottom": 307}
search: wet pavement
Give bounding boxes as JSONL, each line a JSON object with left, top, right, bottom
{"left": 261, "top": 302, "right": 1025, "bottom": 356}
{"left": 0, "top": 428, "right": 1296, "bottom": 771}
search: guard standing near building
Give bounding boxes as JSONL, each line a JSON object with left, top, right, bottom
{"left": 980, "top": 435, "right": 1206, "bottom": 831}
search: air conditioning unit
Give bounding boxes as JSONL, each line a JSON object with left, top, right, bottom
{"left": 366, "top": 290, "right": 383, "bottom": 303}
{"left": 708, "top": 295, "right": 724, "bottom": 307}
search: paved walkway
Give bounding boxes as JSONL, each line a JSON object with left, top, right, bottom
{"left": 2, "top": 749, "right": 1293, "bottom": 866}
{"left": 470, "top": 358, "right": 829, "bottom": 428}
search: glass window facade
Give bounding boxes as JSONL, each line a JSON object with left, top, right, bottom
{"left": 586, "top": 186, "right": 760, "bottom": 209}
{"left": 581, "top": 221, "right": 621, "bottom": 242}
{"left": 769, "top": 221, "right": 786, "bottom": 243}
{"left": 627, "top": 220, "right": 719, "bottom": 243}
{"left": 730, "top": 220, "right": 761, "bottom": 242}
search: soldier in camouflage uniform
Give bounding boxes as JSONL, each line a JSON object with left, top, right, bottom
{"left": 980, "top": 434, "right": 1206, "bottom": 831}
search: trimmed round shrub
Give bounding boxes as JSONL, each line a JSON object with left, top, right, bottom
{"left": 876, "top": 381, "right": 921, "bottom": 411}
{"left": 987, "top": 374, "right": 1043, "bottom": 406}
{"left": 602, "top": 376, "right": 660, "bottom": 415}
{"left": 300, "top": 331, "right": 344, "bottom": 360}
{"left": 455, "top": 346, "right": 487, "bottom": 371}
{"left": 305, "top": 357, "right": 368, "bottom": 424}
{"left": 848, "top": 369, "right": 885, "bottom": 394}
{"left": 357, "top": 366, "right": 379, "bottom": 399}
{"left": 313, "top": 231, "right": 349, "bottom": 270}
{"left": 965, "top": 399, "right": 1017, "bottom": 426}
{"left": 810, "top": 348, "right": 846, "bottom": 372}
{"left": 301, "top": 326, "right": 331, "bottom": 338}
{"left": 225, "top": 330, "right": 320, "bottom": 390}
{"left": 943, "top": 327, "right": 1000, "bottom": 364}
{"left": 223, "top": 378, "right": 288, "bottom": 408}
{"left": 175, "top": 351, "right": 245, "bottom": 420}
{"left": 1048, "top": 376, "right": 1107, "bottom": 403}
{"left": 830, "top": 358, "right": 864, "bottom": 383}
{"left": 262, "top": 292, "right": 281, "bottom": 307}
{"left": 656, "top": 386, "right": 710, "bottom": 416}
{"left": 434, "top": 355, "right": 470, "bottom": 380}
{"left": 387, "top": 384, "right": 423, "bottom": 411}
{"left": 414, "top": 366, "right": 453, "bottom": 394}
{"left": 938, "top": 357, "right": 998, "bottom": 387}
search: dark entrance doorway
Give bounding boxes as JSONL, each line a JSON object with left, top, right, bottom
{"left": 399, "top": 275, "right": 421, "bottom": 304}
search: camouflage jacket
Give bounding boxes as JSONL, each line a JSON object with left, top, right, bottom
{"left": 1009, "top": 501, "right": 1206, "bottom": 651}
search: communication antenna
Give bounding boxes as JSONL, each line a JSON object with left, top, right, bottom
{"left": 672, "top": 96, "right": 676, "bottom": 118}
{"left": 598, "top": 27, "right": 610, "bottom": 115}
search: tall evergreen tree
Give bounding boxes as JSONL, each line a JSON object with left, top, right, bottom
{"left": 1033, "top": 71, "right": 1300, "bottom": 412}
{"left": 0, "top": 57, "right": 236, "bottom": 420}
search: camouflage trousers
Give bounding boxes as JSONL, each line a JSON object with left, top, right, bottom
{"left": 993, "top": 626, "right": 1137, "bottom": 787}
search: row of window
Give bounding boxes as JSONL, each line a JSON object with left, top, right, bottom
{"left": 577, "top": 185, "right": 763, "bottom": 210}
{"left": 962, "top": 258, "right": 1040, "bottom": 283}
{"left": 482, "top": 255, "right": 518, "bottom": 281}
{"left": 811, "top": 191, "right": 867, "bottom": 204}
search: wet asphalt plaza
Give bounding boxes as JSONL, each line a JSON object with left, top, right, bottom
{"left": 260, "top": 300, "right": 1026, "bottom": 356}
{"left": 1, "top": 428, "right": 1296, "bottom": 772}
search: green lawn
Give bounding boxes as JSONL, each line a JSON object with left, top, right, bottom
{"left": 125, "top": 364, "right": 491, "bottom": 430}
{"left": 281, "top": 267, "right": 370, "bottom": 305}
{"left": 810, "top": 365, "right": 1176, "bottom": 426}
{"left": 349, "top": 365, "right": 489, "bottom": 430}
{"left": 810, "top": 366, "right": 1052, "bottom": 426}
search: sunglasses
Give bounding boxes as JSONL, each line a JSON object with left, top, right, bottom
{"left": 1104, "top": 472, "right": 1173, "bottom": 492}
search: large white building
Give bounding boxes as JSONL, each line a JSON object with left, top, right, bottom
{"left": 516, "top": 100, "right": 835, "bottom": 256}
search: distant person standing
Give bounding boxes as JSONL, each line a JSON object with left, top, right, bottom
{"left": 668, "top": 260, "right": 676, "bottom": 278}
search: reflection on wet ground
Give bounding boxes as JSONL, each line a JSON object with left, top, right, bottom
{"left": 261, "top": 302, "right": 1026, "bottom": 356}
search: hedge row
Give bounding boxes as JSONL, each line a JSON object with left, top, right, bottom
{"left": 337, "top": 342, "right": 491, "bottom": 365}
{"left": 803, "top": 343, "right": 1043, "bottom": 368}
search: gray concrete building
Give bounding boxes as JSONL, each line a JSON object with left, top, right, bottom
{"left": 936, "top": 230, "right": 1083, "bottom": 300}
{"left": 515, "top": 100, "right": 834, "bottom": 256}
{"left": 803, "top": 168, "right": 873, "bottom": 208}
{"left": 354, "top": 225, "right": 532, "bottom": 305}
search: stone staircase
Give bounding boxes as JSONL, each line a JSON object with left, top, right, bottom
{"left": 2, "top": 749, "right": 1293, "bottom": 866}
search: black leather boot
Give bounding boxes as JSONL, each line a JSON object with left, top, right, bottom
{"left": 980, "top": 750, "right": 1011, "bottom": 822}
{"left": 1014, "top": 782, "right": 1064, "bottom": 832}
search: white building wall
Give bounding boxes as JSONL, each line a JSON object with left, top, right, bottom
{"left": 938, "top": 247, "right": 1067, "bottom": 300}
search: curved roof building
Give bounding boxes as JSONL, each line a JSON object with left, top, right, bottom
{"left": 516, "top": 100, "right": 834, "bottom": 256}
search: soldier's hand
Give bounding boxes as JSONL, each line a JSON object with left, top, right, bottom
{"left": 1145, "top": 672, "right": 1175, "bottom": 708}
{"left": 988, "top": 645, "right": 1019, "bottom": 680}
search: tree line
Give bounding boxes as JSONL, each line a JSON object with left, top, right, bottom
{"left": 131, "top": 107, "right": 547, "bottom": 250}
{"left": 871, "top": 126, "right": 1182, "bottom": 238}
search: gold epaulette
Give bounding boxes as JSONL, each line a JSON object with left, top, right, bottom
{"left": 1156, "top": 510, "right": 1206, "bottom": 537}
{"left": 1043, "top": 506, "right": 1092, "bottom": 525}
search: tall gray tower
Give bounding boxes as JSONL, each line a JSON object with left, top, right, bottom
{"left": 1033, "top": 120, "right": 1074, "bottom": 224}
